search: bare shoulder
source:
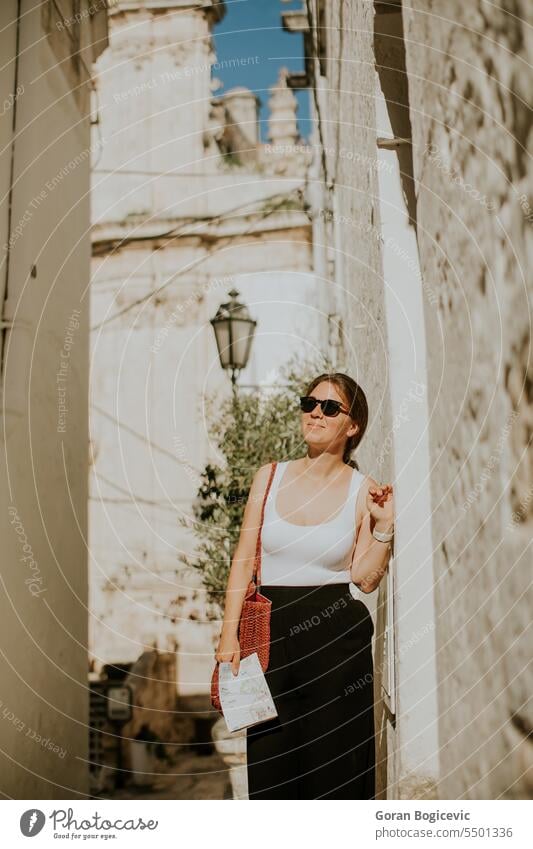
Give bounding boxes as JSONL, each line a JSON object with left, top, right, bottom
{"left": 248, "top": 462, "right": 276, "bottom": 503}
{"left": 253, "top": 462, "right": 276, "bottom": 484}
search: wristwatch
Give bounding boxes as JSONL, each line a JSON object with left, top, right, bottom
{"left": 372, "top": 525, "right": 394, "bottom": 543}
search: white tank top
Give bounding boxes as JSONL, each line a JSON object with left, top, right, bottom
{"left": 260, "top": 460, "right": 366, "bottom": 586}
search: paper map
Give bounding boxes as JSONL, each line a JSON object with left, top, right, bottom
{"left": 218, "top": 652, "right": 278, "bottom": 733}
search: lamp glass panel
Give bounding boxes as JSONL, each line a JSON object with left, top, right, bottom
{"left": 230, "top": 318, "right": 254, "bottom": 368}
{"left": 213, "top": 318, "right": 231, "bottom": 367}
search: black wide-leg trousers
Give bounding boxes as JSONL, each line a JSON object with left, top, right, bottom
{"left": 246, "top": 583, "right": 376, "bottom": 800}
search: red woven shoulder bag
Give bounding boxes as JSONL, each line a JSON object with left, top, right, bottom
{"left": 210, "top": 461, "right": 278, "bottom": 713}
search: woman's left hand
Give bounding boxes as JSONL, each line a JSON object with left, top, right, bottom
{"left": 367, "top": 483, "right": 394, "bottom": 527}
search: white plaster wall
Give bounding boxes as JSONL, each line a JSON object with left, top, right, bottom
{"left": 0, "top": 0, "right": 104, "bottom": 798}
{"left": 375, "top": 75, "right": 440, "bottom": 798}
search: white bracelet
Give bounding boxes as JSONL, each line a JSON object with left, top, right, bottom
{"left": 372, "top": 526, "right": 394, "bottom": 543}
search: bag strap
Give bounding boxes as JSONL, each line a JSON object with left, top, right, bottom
{"left": 251, "top": 461, "right": 277, "bottom": 588}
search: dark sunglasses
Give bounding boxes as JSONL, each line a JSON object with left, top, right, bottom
{"left": 299, "top": 395, "right": 350, "bottom": 418}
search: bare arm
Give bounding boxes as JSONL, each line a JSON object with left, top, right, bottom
{"left": 350, "top": 476, "right": 394, "bottom": 593}
{"left": 215, "top": 463, "right": 272, "bottom": 673}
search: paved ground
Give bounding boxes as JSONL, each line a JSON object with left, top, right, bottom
{"left": 103, "top": 747, "right": 232, "bottom": 800}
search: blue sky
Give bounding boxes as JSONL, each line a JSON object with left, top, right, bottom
{"left": 212, "top": 0, "right": 311, "bottom": 142}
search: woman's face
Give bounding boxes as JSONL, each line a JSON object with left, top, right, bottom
{"left": 301, "top": 381, "right": 358, "bottom": 454}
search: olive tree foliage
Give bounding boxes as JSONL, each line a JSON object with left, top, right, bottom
{"left": 178, "top": 354, "right": 334, "bottom": 616}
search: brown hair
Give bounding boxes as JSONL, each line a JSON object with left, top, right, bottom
{"left": 303, "top": 372, "right": 368, "bottom": 468}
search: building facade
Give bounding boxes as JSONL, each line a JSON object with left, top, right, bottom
{"left": 88, "top": 0, "right": 330, "bottom": 697}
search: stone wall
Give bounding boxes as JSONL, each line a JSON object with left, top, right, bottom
{"left": 309, "top": 0, "right": 531, "bottom": 800}
{"left": 323, "top": 1, "right": 391, "bottom": 441}
{"left": 322, "top": 0, "right": 395, "bottom": 799}
{"left": 402, "top": 0, "right": 532, "bottom": 798}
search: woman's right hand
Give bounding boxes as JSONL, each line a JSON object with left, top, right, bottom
{"left": 215, "top": 632, "right": 241, "bottom": 676}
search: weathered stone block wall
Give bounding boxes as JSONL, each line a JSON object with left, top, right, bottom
{"left": 402, "top": 0, "right": 532, "bottom": 798}
{"left": 324, "top": 1, "right": 393, "bottom": 482}
{"left": 323, "top": 0, "right": 395, "bottom": 800}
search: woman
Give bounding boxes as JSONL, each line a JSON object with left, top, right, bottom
{"left": 215, "top": 372, "right": 394, "bottom": 799}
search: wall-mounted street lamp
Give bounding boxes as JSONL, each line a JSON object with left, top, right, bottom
{"left": 210, "top": 289, "right": 257, "bottom": 392}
